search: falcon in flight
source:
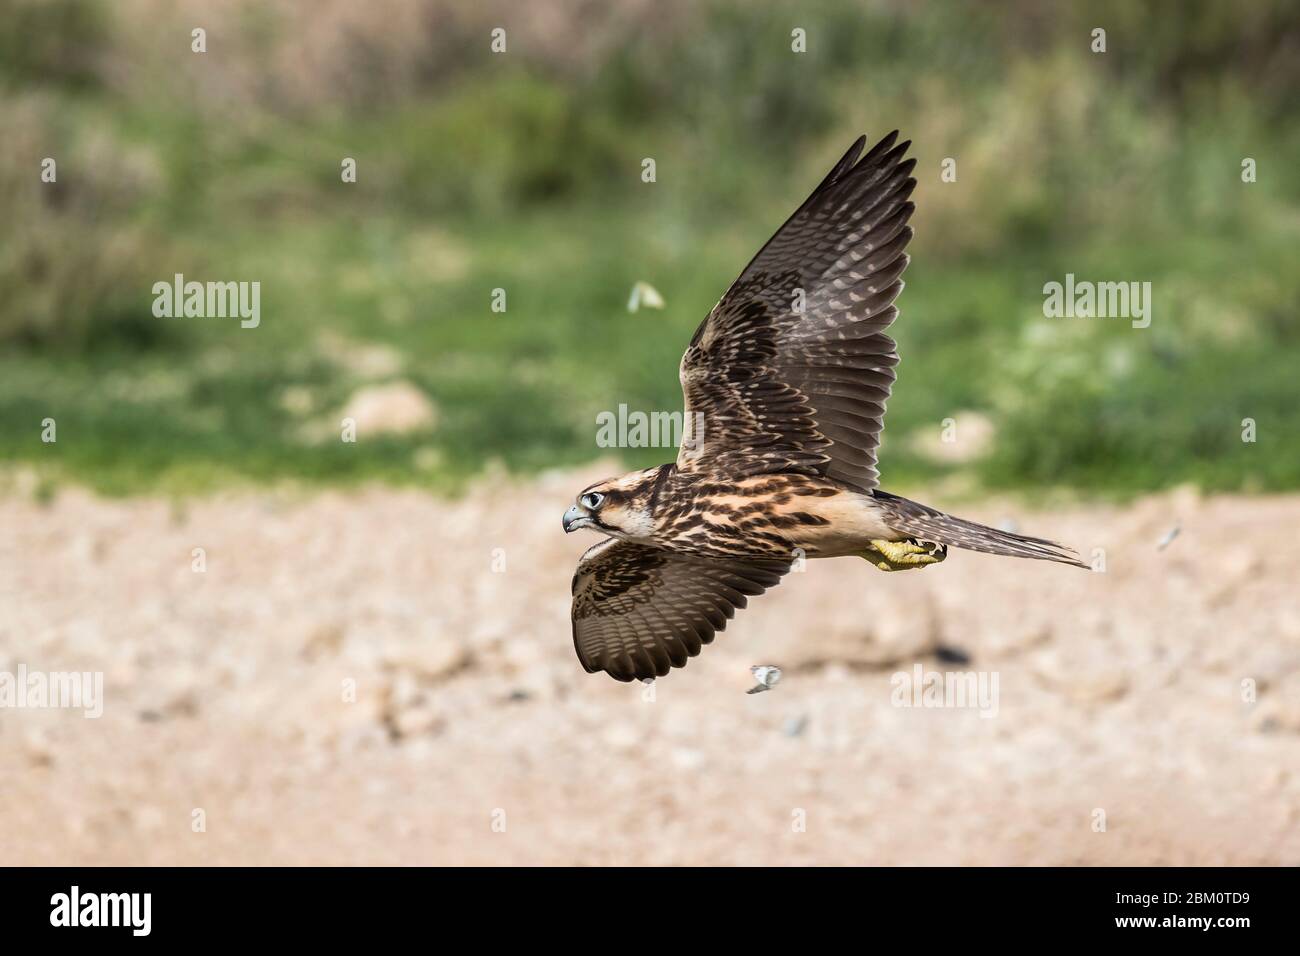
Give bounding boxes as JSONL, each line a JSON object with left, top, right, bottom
{"left": 564, "top": 131, "right": 1085, "bottom": 682}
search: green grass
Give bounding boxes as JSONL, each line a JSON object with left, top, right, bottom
{"left": 5, "top": 202, "right": 1296, "bottom": 498}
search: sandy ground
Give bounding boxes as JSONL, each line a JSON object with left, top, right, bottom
{"left": 2, "top": 465, "right": 1298, "bottom": 866}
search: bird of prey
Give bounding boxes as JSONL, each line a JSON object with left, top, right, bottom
{"left": 564, "top": 131, "right": 1085, "bottom": 682}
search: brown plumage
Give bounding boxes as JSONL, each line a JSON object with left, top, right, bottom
{"left": 564, "top": 132, "right": 1085, "bottom": 683}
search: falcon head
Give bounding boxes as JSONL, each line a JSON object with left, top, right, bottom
{"left": 562, "top": 468, "right": 664, "bottom": 540}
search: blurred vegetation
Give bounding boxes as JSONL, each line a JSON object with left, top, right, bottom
{"left": 0, "top": 0, "right": 1297, "bottom": 497}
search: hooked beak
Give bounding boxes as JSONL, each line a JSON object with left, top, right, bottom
{"left": 562, "top": 504, "right": 590, "bottom": 534}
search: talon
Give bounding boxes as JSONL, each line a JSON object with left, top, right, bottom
{"left": 860, "top": 538, "right": 947, "bottom": 572}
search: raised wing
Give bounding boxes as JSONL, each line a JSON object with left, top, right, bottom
{"left": 677, "top": 131, "right": 916, "bottom": 492}
{"left": 571, "top": 538, "right": 788, "bottom": 682}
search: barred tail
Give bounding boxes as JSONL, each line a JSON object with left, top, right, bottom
{"left": 874, "top": 491, "right": 1088, "bottom": 569}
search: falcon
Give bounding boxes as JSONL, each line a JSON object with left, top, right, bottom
{"left": 564, "top": 131, "right": 1085, "bottom": 682}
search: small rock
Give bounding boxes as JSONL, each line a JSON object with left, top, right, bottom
{"left": 392, "top": 704, "right": 444, "bottom": 739}
{"left": 279, "top": 385, "right": 315, "bottom": 416}
{"left": 386, "top": 638, "right": 470, "bottom": 681}
{"left": 301, "top": 622, "right": 345, "bottom": 662}
{"left": 935, "top": 644, "right": 972, "bottom": 665}
{"left": 340, "top": 381, "right": 438, "bottom": 436}
{"left": 783, "top": 714, "right": 810, "bottom": 737}
{"left": 1250, "top": 673, "right": 1300, "bottom": 734}
{"left": 601, "top": 723, "right": 640, "bottom": 751}
{"left": 317, "top": 332, "right": 405, "bottom": 378}
{"left": 671, "top": 747, "right": 705, "bottom": 770}
{"left": 1031, "top": 648, "right": 1130, "bottom": 703}
{"left": 909, "top": 411, "right": 995, "bottom": 465}
{"left": 22, "top": 728, "right": 55, "bottom": 767}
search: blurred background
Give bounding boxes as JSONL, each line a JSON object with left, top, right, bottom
{"left": 3, "top": 0, "right": 1297, "bottom": 495}
{"left": 2, "top": 0, "right": 1299, "bottom": 865}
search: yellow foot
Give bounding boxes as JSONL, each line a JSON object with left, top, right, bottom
{"left": 859, "top": 538, "right": 947, "bottom": 572}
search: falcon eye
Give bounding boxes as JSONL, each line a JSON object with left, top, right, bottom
{"left": 581, "top": 492, "right": 605, "bottom": 511}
